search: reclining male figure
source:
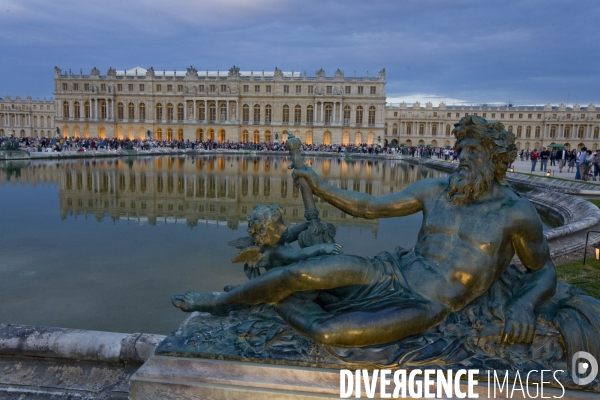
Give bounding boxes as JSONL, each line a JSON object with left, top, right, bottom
{"left": 173, "top": 116, "right": 556, "bottom": 348}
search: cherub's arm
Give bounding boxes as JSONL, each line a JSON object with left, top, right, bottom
{"left": 271, "top": 243, "right": 343, "bottom": 265}
{"left": 284, "top": 221, "right": 309, "bottom": 243}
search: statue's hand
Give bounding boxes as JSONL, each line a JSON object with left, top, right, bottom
{"left": 502, "top": 302, "right": 536, "bottom": 344}
{"left": 318, "top": 243, "right": 343, "bottom": 255}
{"left": 292, "top": 166, "right": 320, "bottom": 190}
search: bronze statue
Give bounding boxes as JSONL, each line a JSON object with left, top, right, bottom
{"left": 173, "top": 116, "right": 558, "bottom": 348}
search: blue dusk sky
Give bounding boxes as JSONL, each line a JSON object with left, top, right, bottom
{"left": 0, "top": 0, "right": 598, "bottom": 106}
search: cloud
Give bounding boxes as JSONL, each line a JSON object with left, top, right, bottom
{"left": 0, "top": 0, "right": 599, "bottom": 103}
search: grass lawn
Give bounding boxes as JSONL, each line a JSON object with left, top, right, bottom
{"left": 556, "top": 258, "right": 600, "bottom": 299}
{"left": 588, "top": 199, "right": 600, "bottom": 208}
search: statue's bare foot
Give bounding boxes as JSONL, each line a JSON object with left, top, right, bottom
{"left": 171, "top": 290, "right": 245, "bottom": 316}
{"left": 171, "top": 291, "right": 218, "bottom": 313}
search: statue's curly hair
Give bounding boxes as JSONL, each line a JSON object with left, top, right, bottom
{"left": 453, "top": 115, "right": 518, "bottom": 185}
{"left": 247, "top": 204, "right": 285, "bottom": 247}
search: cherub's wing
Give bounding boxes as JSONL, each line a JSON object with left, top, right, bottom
{"left": 231, "top": 246, "right": 262, "bottom": 268}
{"left": 228, "top": 236, "right": 255, "bottom": 250}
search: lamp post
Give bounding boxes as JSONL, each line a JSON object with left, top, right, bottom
{"left": 583, "top": 230, "right": 600, "bottom": 265}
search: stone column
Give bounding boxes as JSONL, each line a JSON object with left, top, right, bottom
{"left": 95, "top": 99, "right": 98, "bottom": 120}
{"left": 69, "top": 101, "right": 73, "bottom": 120}
{"left": 320, "top": 102, "right": 324, "bottom": 123}
{"left": 226, "top": 101, "right": 230, "bottom": 122}
{"left": 193, "top": 100, "right": 197, "bottom": 121}
{"left": 184, "top": 102, "right": 187, "bottom": 120}
{"left": 204, "top": 100, "right": 207, "bottom": 122}
{"left": 333, "top": 102, "right": 337, "bottom": 123}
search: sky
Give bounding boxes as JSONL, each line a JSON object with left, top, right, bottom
{"left": 1, "top": 0, "right": 599, "bottom": 107}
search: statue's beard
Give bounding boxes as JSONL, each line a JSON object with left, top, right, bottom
{"left": 447, "top": 161, "right": 494, "bottom": 205}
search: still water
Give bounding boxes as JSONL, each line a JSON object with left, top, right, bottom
{"left": 0, "top": 155, "right": 449, "bottom": 334}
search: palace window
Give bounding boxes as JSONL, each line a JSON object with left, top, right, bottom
{"left": 266, "top": 85, "right": 271, "bottom": 93}
{"left": 178, "top": 85, "right": 183, "bottom": 92}
{"left": 578, "top": 126, "right": 585, "bottom": 139}
{"left": 446, "top": 125, "right": 451, "bottom": 136}
{"left": 84, "top": 102, "right": 90, "bottom": 118}
{"left": 550, "top": 126, "right": 556, "bottom": 138}
{"left": 166, "top": 84, "right": 172, "bottom": 92}
{"left": 491, "top": 113, "right": 495, "bottom": 118}
{"left": 74, "top": 102, "right": 80, "bottom": 118}
{"left": 100, "top": 84, "right": 106, "bottom": 91}
{"left": 209, "top": 103, "right": 216, "bottom": 121}
{"left": 62, "top": 83, "right": 68, "bottom": 90}
{"left": 242, "top": 104, "right": 249, "bottom": 122}
{"left": 527, "top": 114, "right": 532, "bottom": 119}
{"left": 370, "top": 86, "right": 376, "bottom": 95}
{"left": 167, "top": 103, "right": 174, "bottom": 121}
{"left": 129, "top": 84, "right": 134, "bottom": 91}
{"left": 432, "top": 124, "right": 437, "bottom": 136}
{"left": 283, "top": 105, "right": 290, "bottom": 123}
{"left": 139, "top": 84, "right": 145, "bottom": 91}
{"left": 525, "top": 126, "right": 531, "bottom": 138}
{"left": 198, "top": 103, "right": 205, "bottom": 120}
{"left": 128, "top": 103, "right": 135, "bottom": 119}
{"left": 117, "top": 103, "right": 124, "bottom": 119}
{"left": 343, "top": 106, "right": 351, "bottom": 124}
{"left": 265, "top": 105, "right": 272, "bottom": 123}
{"left": 284, "top": 85, "right": 290, "bottom": 93}
{"left": 139, "top": 103, "right": 145, "bottom": 120}
{"left": 177, "top": 103, "right": 184, "bottom": 120}
{"left": 220, "top": 103, "right": 227, "bottom": 121}
{"left": 294, "top": 105, "right": 302, "bottom": 124}
{"left": 308, "top": 85, "right": 314, "bottom": 94}
{"left": 199, "top": 84, "right": 204, "bottom": 92}
{"left": 535, "top": 126, "right": 540, "bottom": 138}
{"left": 581, "top": 114, "right": 585, "bottom": 119}
{"left": 594, "top": 127, "right": 599, "bottom": 139}
{"left": 253, "top": 104, "right": 261, "bottom": 122}
{"left": 221, "top": 85, "right": 227, "bottom": 92}
{"left": 243, "top": 85, "right": 249, "bottom": 93}
{"left": 356, "top": 106, "right": 363, "bottom": 124}
{"left": 210, "top": 84, "right": 216, "bottom": 92}
{"left": 407, "top": 123, "right": 412, "bottom": 135}
{"left": 419, "top": 123, "right": 424, "bottom": 135}
{"left": 73, "top": 83, "right": 79, "bottom": 90}
{"left": 156, "top": 103, "right": 163, "bottom": 120}
{"left": 537, "top": 114, "right": 542, "bottom": 119}
{"left": 307, "top": 105, "right": 314, "bottom": 123}
{"left": 324, "top": 105, "right": 332, "bottom": 123}
{"left": 517, "top": 126, "right": 523, "bottom": 138}
{"left": 509, "top": 113, "right": 514, "bottom": 118}
{"left": 345, "top": 86, "right": 351, "bottom": 94}
{"left": 100, "top": 101, "right": 107, "bottom": 118}
{"left": 296, "top": 85, "right": 301, "bottom": 94}
{"left": 117, "top": 84, "right": 123, "bottom": 91}
{"left": 156, "top": 84, "right": 162, "bottom": 91}
{"left": 358, "top": 86, "right": 364, "bottom": 95}
{"left": 255, "top": 85, "right": 260, "bottom": 93}
{"left": 326, "top": 86, "right": 332, "bottom": 94}
{"left": 519, "top": 113, "right": 523, "bottom": 118}
{"left": 368, "top": 106, "right": 376, "bottom": 124}
{"left": 566, "top": 114, "right": 571, "bottom": 119}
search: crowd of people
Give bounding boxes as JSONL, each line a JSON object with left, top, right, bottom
{"left": 1, "top": 135, "right": 457, "bottom": 159}
{"left": 523, "top": 147, "right": 600, "bottom": 181}
{"left": 3, "top": 135, "right": 598, "bottom": 182}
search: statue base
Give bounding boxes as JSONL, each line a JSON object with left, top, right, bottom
{"left": 130, "top": 303, "right": 599, "bottom": 399}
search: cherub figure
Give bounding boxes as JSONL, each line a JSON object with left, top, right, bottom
{"left": 228, "top": 204, "right": 342, "bottom": 279}
{"left": 173, "top": 204, "right": 342, "bottom": 312}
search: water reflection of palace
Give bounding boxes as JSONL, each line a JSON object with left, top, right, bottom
{"left": 0, "top": 155, "right": 446, "bottom": 231}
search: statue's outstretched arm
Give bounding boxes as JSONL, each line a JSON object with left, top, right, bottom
{"left": 293, "top": 167, "right": 433, "bottom": 219}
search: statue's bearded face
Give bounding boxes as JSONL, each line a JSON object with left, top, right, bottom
{"left": 447, "top": 137, "right": 494, "bottom": 205}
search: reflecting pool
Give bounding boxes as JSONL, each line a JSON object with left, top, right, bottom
{"left": 0, "top": 155, "right": 450, "bottom": 334}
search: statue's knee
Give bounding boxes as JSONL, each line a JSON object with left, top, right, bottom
{"left": 284, "top": 263, "right": 314, "bottom": 286}
{"left": 307, "top": 322, "right": 338, "bottom": 346}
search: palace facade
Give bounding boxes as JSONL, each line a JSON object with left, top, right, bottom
{"left": 53, "top": 66, "right": 387, "bottom": 145}
{"left": 384, "top": 101, "right": 600, "bottom": 151}
{"left": 0, "top": 95, "right": 55, "bottom": 138}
